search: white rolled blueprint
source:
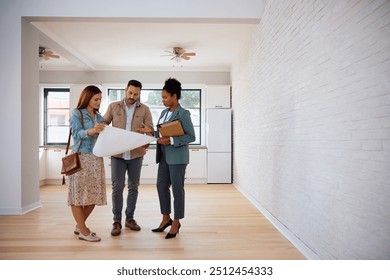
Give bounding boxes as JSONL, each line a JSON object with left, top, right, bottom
{"left": 93, "top": 126, "right": 156, "bottom": 157}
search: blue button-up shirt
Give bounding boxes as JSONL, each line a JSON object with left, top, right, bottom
{"left": 69, "top": 108, "right": 104, "bottom": 153}
{"left": 123, "top": 101, "right": 136, "bottom": 160}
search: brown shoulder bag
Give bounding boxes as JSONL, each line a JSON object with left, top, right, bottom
{"left": 61, "top": 109, "right": 83, "bottom": 184}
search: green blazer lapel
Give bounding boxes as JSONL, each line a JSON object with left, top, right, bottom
{"left": 170, "top": 105, "right": 182, "bottom": 120}
{"left": 159, "top": 108, "right": 169, "bottom": 121}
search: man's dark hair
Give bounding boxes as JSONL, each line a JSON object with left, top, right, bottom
{"left": 127, "top": 79, "right": 142, "bottom": 90}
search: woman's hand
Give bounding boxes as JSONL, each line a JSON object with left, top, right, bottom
{"left": 94, "top": 123, "right": 106, "bottom": 133}
{"left": 157, "top": 137, "right": 171, "bottom": 145}
{"left": 88, "top": 123, "right": 105, "bottom": 136}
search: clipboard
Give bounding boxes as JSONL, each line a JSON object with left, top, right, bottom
{"left": 157, "top": 120, "right": 185, "bottom": 137}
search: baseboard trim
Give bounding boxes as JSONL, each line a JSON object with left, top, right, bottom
{"left": 0, "top": 201, "right": 42, "bottom": 215}
{"left": 235, "top": 185, "right": 321, "bottom": 260}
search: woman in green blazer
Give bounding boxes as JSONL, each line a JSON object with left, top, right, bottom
{"left": 152, "top": 78, "right": 196, "bottom": 239}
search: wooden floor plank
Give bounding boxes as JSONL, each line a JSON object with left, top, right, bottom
{"left": 0, "top": 184, "right": 305, "bottom": 260}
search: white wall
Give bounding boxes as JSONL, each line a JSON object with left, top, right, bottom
{"left": 0, "top": 0, "right": 263, "bottom": 214}
{"left": 232, "top": 0, "right": 390, "bottom": 259}
{"left": 39, "top": 70, "right": 231, "bottom": 85}
{"left": 0, "top": 8, "right": 23, "bottom": 214}
{"left": 21, "top": 19, "right": 41, "bottom": 212}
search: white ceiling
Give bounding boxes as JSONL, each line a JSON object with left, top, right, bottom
{"left": 33, "top": 21, "right": 257, "bottom": 72}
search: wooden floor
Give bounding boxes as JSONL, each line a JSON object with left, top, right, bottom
{"left": 0, "top": 184, "right": 305, "bottom": 260}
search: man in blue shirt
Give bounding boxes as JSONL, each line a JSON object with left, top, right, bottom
{"left": 103, "top": 80, "right": 154, "bottom": 236}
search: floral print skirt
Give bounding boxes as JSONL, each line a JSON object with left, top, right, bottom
{"left": 68, "top": 152, "right": 107, "bottom": 206}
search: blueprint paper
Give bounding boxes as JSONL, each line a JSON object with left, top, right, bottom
{"left": 93, "top": 126, "right": 156, "bottom": 157}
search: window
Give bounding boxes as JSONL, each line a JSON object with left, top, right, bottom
{"left": 107, "top": 88, "right": 202, "bottom": 145}
{"left": 44, "top": 88, "right": 70, "bottom": 145}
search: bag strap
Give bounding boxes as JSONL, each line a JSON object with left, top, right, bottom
{"left": 65, "top": 108, "right": 84, "bottom": 155}
{"left": 65, "top": 109, "right": 84, "bottom": 156}
{"left": 63, "top": 129, "right": 72, "bottom": 185}
{"left": 62, "top": 109, "right": 84, "bottom": 185}
{"left": 64, "top": 129, "right": 72, "bottom": 156}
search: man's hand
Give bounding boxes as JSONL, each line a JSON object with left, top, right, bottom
{"left": 134, "top": 123, "right": 154, "bottom": 134}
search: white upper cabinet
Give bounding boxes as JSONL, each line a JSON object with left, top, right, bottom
{"left": 206, "top": 85, "right": 231, "bottom": 108}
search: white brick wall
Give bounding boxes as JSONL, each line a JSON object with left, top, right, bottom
{"left": 231, "top": 0, "right": 390, "bottom": 259}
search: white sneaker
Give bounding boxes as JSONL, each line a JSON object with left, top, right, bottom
{"left": 79, "top": 232, "right": 101, "bottom": 242}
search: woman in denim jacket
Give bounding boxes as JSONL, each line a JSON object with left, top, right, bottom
{"left": 68, "top": 85, "right": 106, "bottom": 242}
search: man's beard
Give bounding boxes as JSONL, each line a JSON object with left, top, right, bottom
{"left": 126, "top": 98, "right": 135, "bottom": 105}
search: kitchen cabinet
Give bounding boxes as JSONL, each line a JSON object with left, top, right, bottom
{"left": 44, "top": 148, "right": 109, "bottom": 184}
{"left": 186, "top": 148, "right": 207, "bottom": 179}
{"left": 103, "top": 156, "right": 111, "bottom": 182}
{"left": 140, "top": 148, "right": 207, "bottom": 184}
{"left": 40, "top": 146, "right": 208, "bottom": 185}
{"left": 45, "top": 148, "right": 66, "bottom": 180}
{"left": 104, "top": 150, "right": 158, "bottom": 184}
{"left": 206, "top": 85, "right": 231, "bottom": 108}
{"left": 39, "top": 148, "right": 46, "bottom": 185}
{"left": 140, "top": 149, "right": 158, "bottom": 182}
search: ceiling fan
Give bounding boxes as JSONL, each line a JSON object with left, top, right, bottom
{"left": 39, "top": 46, "right": 60, "bottom": 60}
{"left": 162, "top": 47, "right": 196, "bottom": 62}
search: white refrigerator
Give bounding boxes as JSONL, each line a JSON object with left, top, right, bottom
{"left": 206, "top": 108, "right": 232, "bottom": 183}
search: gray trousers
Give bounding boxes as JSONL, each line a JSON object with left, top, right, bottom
{"left": 156, "top": 151, "right": 187, "bottom": 220}
{"left": 111, "top": 156, "right": 143, "bottom": 222}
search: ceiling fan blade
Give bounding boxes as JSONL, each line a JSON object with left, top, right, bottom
{"left": 43, "top": 50, "right": 60, "bottom": 59}
{"left": 183, "top": 52, "right": 196, "bottom": 56}
{"left": 181, "top": 56, "right": 191, "bottom": 60}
